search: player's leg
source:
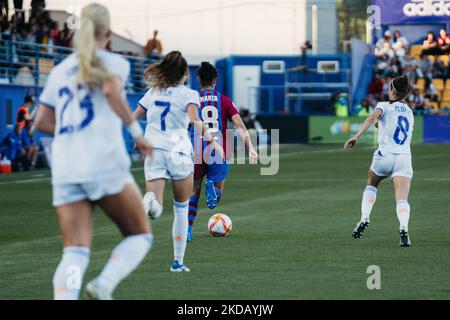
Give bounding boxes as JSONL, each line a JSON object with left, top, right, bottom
{"left": 143, "top": 179, "right": 166, "bottom": 219}
{"left": 170, "top": 174, "right": 193, "bottom": 272}
{"left": 214, "top": 180, "right": 225, "bottom": 203}
{"left": 142, "top": 151, "right": 168, "bottom": 219}
{"left": 86, "top": 183, "right": 153, "bottom": 299}
{"left": 187, "top": 178, "right": 202, "bottom": 242}
{"left": 352, "top": 169, "right": 386, "bottom": 239}
{"left": 53, "top": 200, "right": 94, "bottom": 300}
{"left": 392, "top": 176, "right": 412, "bottom": 247}
{"left": 205, "top": 163, "right": 229, "bottom": 209}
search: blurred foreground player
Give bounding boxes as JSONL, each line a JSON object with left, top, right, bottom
{"left": 35, "top": 3, "right": 153, "bottom": 299}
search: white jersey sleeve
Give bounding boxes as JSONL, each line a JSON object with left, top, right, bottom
{"left": 376, "top": 101, "right": 414, "bottom": 155}
{"left": 39, "top": 70, "right": 58, "bottom": 109}
{"left": 186, "top": 90, "right": 200, "bottom": 108}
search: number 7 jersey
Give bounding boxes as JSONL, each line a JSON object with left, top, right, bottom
{"left": 375, "top": 101, "right": 414, "bottom": 155}
{"left": 138, "top": 85, "right": 200, "bottom": 155}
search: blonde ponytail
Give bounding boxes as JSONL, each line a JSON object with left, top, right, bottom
{"left": 74, "top": 3, "right": 111, "bottom": 88}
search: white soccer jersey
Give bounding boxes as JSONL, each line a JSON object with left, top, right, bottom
{"left": 138, "top": 85, "right": 200, "bottom": 155}
{"left": 39, "top": 50, "right": 131, "bottom": 184}
{"left": 375, "top": 101, "right": 414, "bottom": 155}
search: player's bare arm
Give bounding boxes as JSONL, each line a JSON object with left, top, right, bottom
{"left": 103, "top": 76, "right": 153, "bottom": 156}
{"left": 231, "top": 114, "right": 258, "bottom": 164}
{"left": 34, "top": 104, "right": 56, "bottom": 136}
{"left": 344, "top": 108, "right": 383, "bottom": 150}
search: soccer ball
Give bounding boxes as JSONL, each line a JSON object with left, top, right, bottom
{"left": 208, "top": 213, "right": 232, "bottom": 237}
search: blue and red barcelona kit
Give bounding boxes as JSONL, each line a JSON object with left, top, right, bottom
{"left": 190, "top": 89, "right": 239, "bottom": 183}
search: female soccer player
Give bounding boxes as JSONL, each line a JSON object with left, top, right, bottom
{"left": 187, "top": 62, "right": 258, "bottom": 242}
{"left": 34, "top": 3, "right": 153, "bottom": 300}
{"left": 344, "top": 75, "right": 414, "bottom": 247}
{"left": 133, "top": 52, "right": 223, "bottom": 272}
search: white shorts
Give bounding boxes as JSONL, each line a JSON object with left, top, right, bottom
{"left": 370, "top": 151, "right": 413, "bottom": 179}
{"left": 144, "top": 148, "right": 194, "bottom": 181}
{"left": 52, "top": 171, "right": 135, "bottom": 207}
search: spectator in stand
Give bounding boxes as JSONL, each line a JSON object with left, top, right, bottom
{"left": 402, "top": 51, "right": 416, "bottom": 69}
{"left": 437, "top": 28, "right": 450, "bottom": 55}
{"left": 424, "top": 76, "right": 438, "bottom": 101}
{"left": 392, "top": 30, "right": 409, "bottom": 58}
{"left": 58, "top": 22, "right": 73, "bottom": 47}
{"left": 382, "top": 76, "right": 393, "bottom": 100}
{"left": 31, "top": 0, "right": 46, "bottom": 17}
{"left": 431, "top": 58, "right": 446, "bottom": 79}
{"left": 50, "top": 21, "right": 60, "bottom": 46}
{"left": 416, "top": 54, "right": 432, "bottom": 79}
{"left": 144, "top": 30, "right": 163, "bottom": 58}
{"left": 0, "top": 11, "right": 9, "bottom": 32}
{"left": 422, "top": 31, "right": 439, "bottom": 57}
{"left": 408, "top": 86, "right": 427, "bottom": 113}
{"left": 0, "top": 0, "right": 9, "bottom": 17}
{"left": 16, "top": 95, "right": 33, "bottom": 128}
{"left": 368, "top": 74, "right": 384, "bottom": 101}
{"left": 21, "top": 120, "right": 38, "bottom": 169}
{"left": 375, "top": 31, "right": 394, "bottom": 58}
{"left": 0, "top": 124, "right": 29, "bottom": 171}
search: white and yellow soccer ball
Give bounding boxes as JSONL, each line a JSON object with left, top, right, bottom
{"left": 208, "top": 213, "right": 232, "bottom": 237}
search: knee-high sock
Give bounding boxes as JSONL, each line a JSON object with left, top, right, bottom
{"left": 188, "top": 193, "right": 200, "bottom": 230}
{"left": 173, "top": 199, "right": 189, "bottom": 264}
{"left": 96, "top": 233, "right": 153, "bottom": 294}
{"left": 53, "top": 246, "right": 90, "bottom": 300}
{"left": 396, "top": 200, "right": 410, "bottom": 231}
{"left": 361, "top": 186, "right": 377, "bottom": 222}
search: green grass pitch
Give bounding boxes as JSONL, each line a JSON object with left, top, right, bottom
{"left": 0, "top": 143, "right": 449, "bottom": 299}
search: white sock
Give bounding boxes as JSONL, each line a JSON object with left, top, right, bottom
{"left": 143, "top": 192, "right": 163, "bottom": 219}
{"left": 173, "top": 199, "right": 189, "bottom": 264}
{"left": 361, "top": 186, "right": 377, "bottom": 222}
{"left": 96, "top": 233, "right": 153, "bottom": 293}
{"left": 396, "top": 200, "right": 410, "bottom": 231}
{"left": 53, "top": 246, "right": 90, "bottom": 300}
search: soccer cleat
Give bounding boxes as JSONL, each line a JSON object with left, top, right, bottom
{"left": 399, "top": 229, "right": 411, "bottom": 247}
{"left": 170, "top": 260, "right": 190, "bottom": 272}
{"left": 352, "top": 220, "right": 370, "bottom": 239}
{"left": 205, "top": 180, "right": 218, "bottom": 209}
{"left": 143, "top": 192, "right": 161, "bottom": 220}
{"left": 187, "top": 228, "right": 193, "bottom": 243}
{"left": 85, "top": 279, "right": 113, "bottom": 300}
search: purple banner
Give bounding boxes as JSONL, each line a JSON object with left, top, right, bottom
{"left": 372, "top": 0, "right": 450, "bottom": 25}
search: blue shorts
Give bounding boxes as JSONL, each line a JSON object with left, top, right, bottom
{"left": 194, "top": 162, "right": 229, "bottom": 183}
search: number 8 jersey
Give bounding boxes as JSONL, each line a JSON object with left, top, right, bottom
{"left": 375, "top": 101, "right": 414, "bottom": 155}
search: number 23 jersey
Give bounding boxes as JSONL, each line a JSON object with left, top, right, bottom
{"left": 138, "top": 85, "right": 200, "bottom": 155}
{"left": 39, "top": 50, "right": 131, "bottom": 185}
{"left": 375, "top": 101, "right": 414, "bottom": 155}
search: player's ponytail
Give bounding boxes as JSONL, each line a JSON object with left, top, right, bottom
{"left": 197, "top": 61, "right": 218, "bottom": 87}
{"left": 74, "top": 3, "right": 111, "bottom": 88}
{"left": 390, "top": 75, "right": 410, "bottom": 102}
{"left": 144, "top": 51, "right": 188, "bottom": 89}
